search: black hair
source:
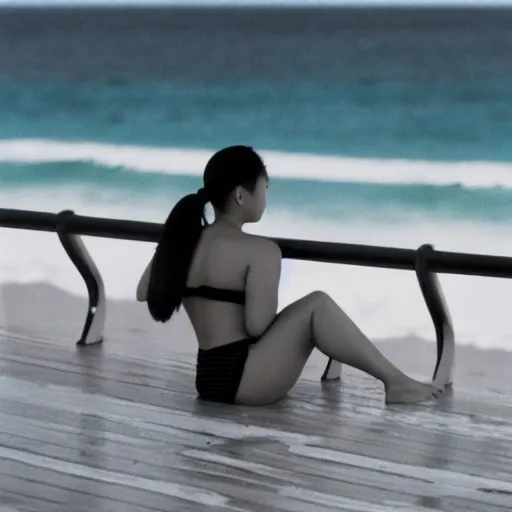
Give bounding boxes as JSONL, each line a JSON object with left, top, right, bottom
{"left": 146, "top": 145, "right": 267, "bottom": 323}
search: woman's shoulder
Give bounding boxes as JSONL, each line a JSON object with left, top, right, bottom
{"left": 201, "top": 226, "right": 281, "bottom": 263}
{"left": 242, "top": 233, "right": 282, "bottom": 258}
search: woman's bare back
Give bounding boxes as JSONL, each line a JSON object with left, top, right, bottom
{"left": 184, "top": 224, "right": 267, "bottom": 350}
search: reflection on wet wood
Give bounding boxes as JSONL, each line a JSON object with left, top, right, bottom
{"left": 0, "top": 334, "right": 511, "bottom": 512}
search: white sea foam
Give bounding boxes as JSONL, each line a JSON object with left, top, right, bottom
{"left": 2, "top": 138, "right": 512, "bottom": 188}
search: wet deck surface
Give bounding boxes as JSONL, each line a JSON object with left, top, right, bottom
{"left": 0, "top": 330, "right": 511, "bottom": 512}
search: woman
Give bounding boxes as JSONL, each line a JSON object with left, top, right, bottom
{"left": 136, "top": 145, "right": 443, "bottom": 406}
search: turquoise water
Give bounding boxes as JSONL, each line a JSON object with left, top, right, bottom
{"left": 2, "top": 80, "right": 512, "bottom": 161}
{"left": 3, "top": 76, "right": 512, "bottom": 224}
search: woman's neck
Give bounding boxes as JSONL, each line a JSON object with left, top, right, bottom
{"left": 213, "top": 214, "right": 244, "bottom": 230}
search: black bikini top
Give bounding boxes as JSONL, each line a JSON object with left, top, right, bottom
{"left": 183, "top": 285, "right": 246, "bottom": 305}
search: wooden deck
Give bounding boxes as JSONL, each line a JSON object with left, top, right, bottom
{"left": 0, "top": 330, "right": 511, "bottom": 512}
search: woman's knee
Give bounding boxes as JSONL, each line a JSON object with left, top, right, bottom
{"left": 280, "top": 290, "right": 332, "bottom": 322}
{"left": 304, "top": 290, "right": 332, "bottom": 307}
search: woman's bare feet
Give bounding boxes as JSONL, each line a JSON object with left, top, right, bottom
{"left": 385, "top": 377, "right": 444, "bottom": 405}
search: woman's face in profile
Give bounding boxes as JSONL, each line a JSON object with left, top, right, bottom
{"left": 246, "top": 174, "right": 268, "bottom": 223}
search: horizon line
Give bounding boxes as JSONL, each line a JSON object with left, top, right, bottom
{"left": 1, "top": 0, "right": 512, "bottom": 7}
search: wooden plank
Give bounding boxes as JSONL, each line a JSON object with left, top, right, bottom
{"left": 1, "top": 386, "right": 508, "bottom": 510}
{"left": 2, "top": 358, "right": 511, "bottom": 455}
{"left": 1, "top": 394, "right": 510, "bottom": 485}
{"left": 1, "top": 413, "right": 510, "bottom": 511}
{"left": 0, "top": 479, "right": 163, "bottom": 512}
{"left": 1, "top": 330, "right": 511, "bottom": 511}
{"left": 2, "top": 352, "right": 510, "bottom": 456}
{"left": 0, "top": 462, "right": 233, "bottom": 512}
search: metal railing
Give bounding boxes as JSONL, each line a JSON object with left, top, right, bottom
{"left": 4, "top": 206, "right": 511, "bottom": 387}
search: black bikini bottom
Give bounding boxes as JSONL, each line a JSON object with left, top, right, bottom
{"left": 196, "top": 337, "right": 259, "bottom": 404}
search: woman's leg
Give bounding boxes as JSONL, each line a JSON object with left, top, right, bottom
{"left": 236, "top": 291, "right": 443, "bottom": 406}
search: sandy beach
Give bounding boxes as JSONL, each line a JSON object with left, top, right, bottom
{"left": 1, "top": 281, "right": 511, "bottom": 396}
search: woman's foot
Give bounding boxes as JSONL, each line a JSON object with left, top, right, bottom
{"left": 385, "top": 377, "right": 444, "bottom": 405}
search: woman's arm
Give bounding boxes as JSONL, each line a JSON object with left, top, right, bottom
{"left": 136, "top": 255, "right": 154, "bottom": 302}
{"left": 244, "top": 239, "right": 282, "bottom": 338}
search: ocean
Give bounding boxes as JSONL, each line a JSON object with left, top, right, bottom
{"left": 1, "top": 6, "right": 512, "bottom": 351}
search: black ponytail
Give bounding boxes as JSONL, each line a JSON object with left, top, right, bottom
{"left": 147, "top": 191, "right": 208, "bottom": 323}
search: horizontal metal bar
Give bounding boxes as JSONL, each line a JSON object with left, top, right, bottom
{"left": 2, "top": 207, "right": 512, "bottom": 278}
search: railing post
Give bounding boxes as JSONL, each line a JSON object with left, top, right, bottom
{"left": 415, "top": 244, "right": 455, "bottom": 388}
{"left": 56, "top": 210, "right": 106, "bottom": 346}
{"left": 321, "top": 357, "right": 341, "bottom": 382}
